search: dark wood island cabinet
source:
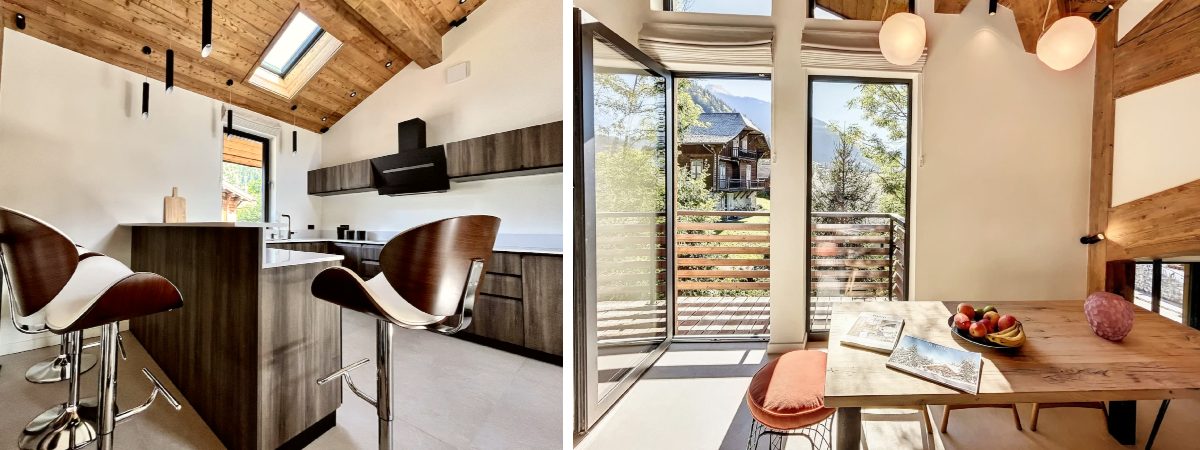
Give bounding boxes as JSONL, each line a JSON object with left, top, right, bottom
{"left": 124, "top": 223, "right": 344, "bottom": 450}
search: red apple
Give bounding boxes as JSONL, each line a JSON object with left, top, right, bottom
{"left": 997, "top": 314, "right": 1017, "bottom": 331}
{"left": 982, "top": 311, "right": 1000, "bottom": 328}
{"left": 969, "top": 321, "right": 988, "bottom": 338}
{"left": 953, "top": 313, "right": 971, "bottom": 330}
{"left": 957, "top": 303, "right": 975, "bottom": 318}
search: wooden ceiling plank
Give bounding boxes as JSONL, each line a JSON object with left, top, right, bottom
{"left": 1113, "top": 4, "right": 1200, "bottom": 98}
{"left": 935, "top": 0, "right": 971, "bottom": 14}
{"left": 1119, "top": 0, "right": 1200, "bottom": 46}
{"left": 1000, "top": 0, "right": 1068, "bottom": 54}
{"left": 346, "top": 0, "right": 442, "bottom": 68}
{"left": 412, "top": 0, "right": 452, "bottom": 34}
{"left": 300, "top": 0, "right": 403, "bottom": 68}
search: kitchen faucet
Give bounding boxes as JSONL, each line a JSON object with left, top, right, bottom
{"left": 281, "top": 214, "right": 294, "bottom": 239}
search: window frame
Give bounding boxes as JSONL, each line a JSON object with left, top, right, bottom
{"left": 806, "top": 0, "right": 916, "bottom": 19}
{"left": 260, "top": 14, "right": 325, "bottom": 78}
{"left": 222, "top": 127, "right": 272, "bottom": 222}
{"left": 662, "top": 0, "right": 772, "bottom": 16}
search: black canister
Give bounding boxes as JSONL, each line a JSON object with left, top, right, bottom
{"left": 356, "top": 230, "right": 367, "bottom": 240}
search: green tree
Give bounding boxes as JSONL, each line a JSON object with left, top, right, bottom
{"left": 811, "top": 122, "right": 877, "bottom": 213}
{"left": 849, "top": 84, "right": 909, "bottom": 216}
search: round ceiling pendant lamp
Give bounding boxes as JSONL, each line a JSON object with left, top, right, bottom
{"left": 1036, "top": 16, "right": 1096, "bottom": 71}
{"left": 879, "top": 13, "right": 926, "bottom": 66}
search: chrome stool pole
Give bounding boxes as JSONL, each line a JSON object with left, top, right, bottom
{"left": 377, "top": 320, "right": 394, "bottom": 450}
{"left": 95, "top": 323, "right": 181, "bottom": 450}
{"left": 19, "top": 331, "right": 99, "bottom": 450}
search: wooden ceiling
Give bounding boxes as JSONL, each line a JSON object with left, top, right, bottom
{"left": 936, "top": 0, "right": 1126, "bottom": 53}
{"left": 0, "top": 0, "right": 487, "bottom": 132}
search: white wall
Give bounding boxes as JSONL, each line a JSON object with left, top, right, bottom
{"left": 594, "top": 0, "right": 1095, "bottom": 348}
{"left": 319, "top": 0, "right": 563, "bottom": 236}
{"left": 0, "top": 30, "right": 321, "bottom": 354}
{"left": 1112, "top": 73, "right": 1200, "bottom": 206}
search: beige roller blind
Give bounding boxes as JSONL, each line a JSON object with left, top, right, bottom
{"left": 639, "top": 23, "right": 774, "bottom": 73}
{"left": 801, "top": 20, "right": 927, "bottom": 72}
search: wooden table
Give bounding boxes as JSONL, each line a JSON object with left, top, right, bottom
{"left": 825, "top": 301, "right": 1200, "bottom": 450}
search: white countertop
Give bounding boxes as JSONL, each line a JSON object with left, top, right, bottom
{"left": 262, "top": 248, "right": 344, "bottom": 269}
{"left": 266, "top": 233, "right": 563, "bottom": 255}
{"left": 122, "top": 222, "right": 284, "bottom": 228}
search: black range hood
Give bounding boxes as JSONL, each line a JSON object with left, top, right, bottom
{"left": 371, "top": 118, "right": 450, "bottom": 196}
{"left": 371, "top": 146, "right": 449, "bottom": 196}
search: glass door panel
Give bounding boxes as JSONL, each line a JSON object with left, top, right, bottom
{"left": 574, "top": 13, "right": 674, "bottom": 432}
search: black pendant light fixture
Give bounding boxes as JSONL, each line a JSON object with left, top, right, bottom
{"left": 141, "top": 46, "right": 152, "bottom": 119}
{"left": 225, "top": 79, "right": 234, "bottom": 133}
{"left": 165, "top": 49, "right": 174, "bottom": 92}
{"left": 988, "top": 0, "right": 998, "bottom": 16}
{"left": 290, "top": 105, "right": 298, "bottom": 153}
{"left": 201, "top": 0, "right": 213, "bottom": 58}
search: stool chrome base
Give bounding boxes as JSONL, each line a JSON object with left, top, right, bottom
{"left": 18, "top": 398, "right": 103, "bottom": 450}
{"left": 25, "top": 354, "right": 97, "bottom": 384}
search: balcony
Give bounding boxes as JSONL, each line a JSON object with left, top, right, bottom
{"left": 809, "top": 212, "right": 908, "bottom": 333}
{"left": 714, "top": 177, "right": 767, "bottom": 191}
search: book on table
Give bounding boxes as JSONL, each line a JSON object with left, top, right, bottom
{"left": 886, "top": 335, "right": 982, "bottom": 395}
{"left": 840, "top": 312, "right": 905, "bottom": 353}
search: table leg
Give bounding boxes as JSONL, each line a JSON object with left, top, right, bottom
{"left": 836, "top": 407, "right": 861, "bottom": 450}
{"left": 1106, "top": 401, "right": 1136, "bottom": 445}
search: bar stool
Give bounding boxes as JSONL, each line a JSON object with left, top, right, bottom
{"left": 1, "top": 207, "right": 184, "bottom": 450}
{"left": 0, "top": 215, "right": 99, "bottom": 384}
{"left": 312, "top": 215, "right": 500, "bottom": 450}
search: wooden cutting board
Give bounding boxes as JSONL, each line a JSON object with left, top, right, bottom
{"left": 163, "top": 187, "right": 186, "bottom": 223}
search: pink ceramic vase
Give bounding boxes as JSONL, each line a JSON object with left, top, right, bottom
{"left": 1084, "top": 291, "right": 1134, "bottom": 341}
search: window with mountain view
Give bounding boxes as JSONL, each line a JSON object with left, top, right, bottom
{"left": 807, "top": 77, "right": 911, "bottom": 334}
{"left": 221, "top": 133, "right": 268, "bottom": 222}
{"left": 674, "top": 75, "right": 772, "bottom": 338}
{"left": 666, "top": 0, "right": 771, "bottom": 16}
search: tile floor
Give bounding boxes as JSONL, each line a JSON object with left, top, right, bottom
{"left": 575, "top": 341, "right": 1197, "bottom": 450}
{"left": 0, "top": 310, "right": 561, "bottom": 449}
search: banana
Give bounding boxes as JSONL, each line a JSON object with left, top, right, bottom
{"left": 986, "top": 324, "right": 1026, "bottom": 347}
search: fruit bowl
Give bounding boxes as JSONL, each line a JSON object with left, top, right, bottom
{"left": 946, "top": 317, "right": 1021, "bottom": 350}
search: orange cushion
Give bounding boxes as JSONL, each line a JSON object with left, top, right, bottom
{"left": 746, "top": 350, "right": 836, "bottom": 430}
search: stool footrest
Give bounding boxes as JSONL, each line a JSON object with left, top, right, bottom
{"left": 115, "top": 368, "right": 182, "bottom": 424}
{"left": 317, "top": 358, "right": 377, "bottom": 407}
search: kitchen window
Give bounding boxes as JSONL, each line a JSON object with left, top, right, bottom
{"left": 221, "top": 129, "right": 270, "bottom": 222}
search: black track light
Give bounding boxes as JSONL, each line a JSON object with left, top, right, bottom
{"left": 1090, "top": 5, "right": 1114, "bottom": 22}
{"left": 988, "top": 0, "right": 998, "bottom": 16}
{"left": 165, "top": 49, "right": 174, "bottom": 92}
{"left": 1080, "top": 233, "right": 1106, "bottom": 245}
{"left": 449, "top": 17, "right": 467, "bottom": 28}
{"left": 201, "top": 0, "right": 213, "bottom": 58}
{"left": 14, "top": 13, "right": 25, "bottom": 30}
{"left": 290, "top": 104, "right": 298, "bottom": 153}
{"left": 141, "top": 81, "right": 150, "bottom": 119}
{"left": 320, "top": 127, "right": 329, "bottom": 133}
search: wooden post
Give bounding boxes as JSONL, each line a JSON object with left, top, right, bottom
{"left": 1087, "top": 15, "right": 1118, "bottom": 295}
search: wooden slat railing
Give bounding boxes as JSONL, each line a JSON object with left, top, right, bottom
{"left": 809, "top": 212, "right": 908, "bottom": 332}
{"left": 675, "top": 210, "right": 770, "bottom": 296}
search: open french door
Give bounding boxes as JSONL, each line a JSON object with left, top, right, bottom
{"left": 573, "top": 9, "right": 676, "bottom": 433}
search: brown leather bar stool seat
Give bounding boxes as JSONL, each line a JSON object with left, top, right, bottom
{"left": 312, "top": 215, "right": 500, "bottom": 450}
{"left": 2, "top": 207, "right": 183, "bottom": 450}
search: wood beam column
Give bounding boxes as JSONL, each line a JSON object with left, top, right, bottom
{"left": 1087, "top": 15, "right": 1118, "bottom": 295}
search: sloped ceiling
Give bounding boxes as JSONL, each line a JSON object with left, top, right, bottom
{"left": 935, "top": 0, "right": 1127, "bottom": 53}
{"left": 0, "top": 0, "right": 487, "bottom": 132}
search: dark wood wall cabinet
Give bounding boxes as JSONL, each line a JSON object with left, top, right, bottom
{"left": 445, "top": 121, "right": 563, "bottom": 181}
{"left": 307, "top": 159, "right": 375, "bottom": 196}
{"left": 306, "top": 121, "right": 563, "bottom": 196}
{"left": 268, "top": 241, "right": 563, "bottom": 363}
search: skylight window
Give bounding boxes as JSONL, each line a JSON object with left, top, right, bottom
{"left": 261, "top": 12, "right": 324, "bottom": 77}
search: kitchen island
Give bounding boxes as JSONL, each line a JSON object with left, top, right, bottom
{"left": 122, "top": 222, "right": 343, "bottom": 450}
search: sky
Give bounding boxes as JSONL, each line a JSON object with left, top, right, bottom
{"left": 674, "top": 0, "right": 771, "bottom": 16}
{"left": 810, "top": 80, "right": 898, "bottom": 144}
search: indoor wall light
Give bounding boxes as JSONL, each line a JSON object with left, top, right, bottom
{"left": 201, "top": 0, "right": 213, "bottom": 57}
{"left": 879, "top": 13, "right": 926, "bottom": 66}
{"left": 1035, "top": 0, "right": 1095, "bottom": 71}
{"left": 1080, "top": 233, "right": 1106, "bottom": 245}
